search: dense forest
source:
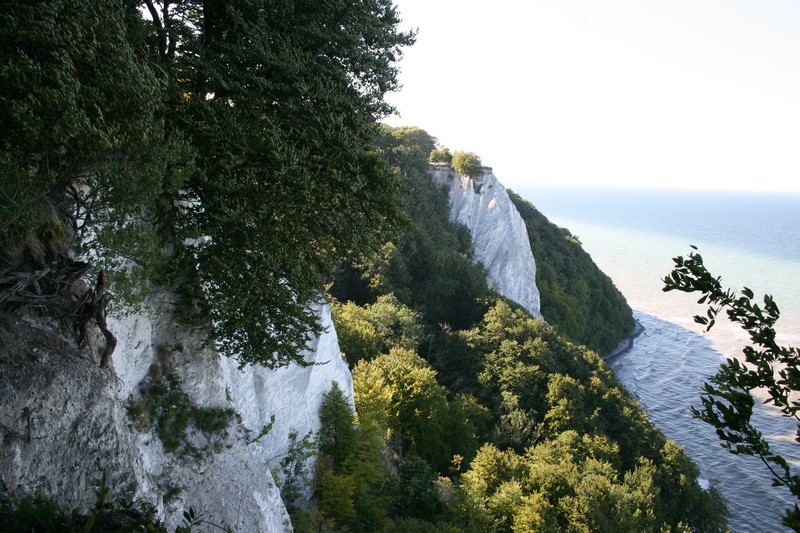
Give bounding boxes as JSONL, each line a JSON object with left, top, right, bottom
{"left": 1, "top": 1, "right": 729, "bottom": 531}
{"left": 309, "top": 126, "right": 729, "bottom": 532}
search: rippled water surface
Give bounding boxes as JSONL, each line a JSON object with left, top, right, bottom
{"left": 614, "top": 313, "right": 796, "bottom": 532}
{"left": 516, "top": 186, "right": 800, "bottom": 532}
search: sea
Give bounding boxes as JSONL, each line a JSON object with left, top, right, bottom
{"left": 515, "top": 185, "right": 800, "bottom": 533}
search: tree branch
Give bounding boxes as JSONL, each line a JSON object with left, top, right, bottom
{"left": 143, "top": 0, "right": 167, "bottom": 56}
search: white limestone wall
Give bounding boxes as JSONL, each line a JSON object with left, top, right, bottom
{"left": 108, "top": 299, "right": 353, "bottom": 531}
{"left": 431, "top": 164, "right": 541, "bottom": 318}
{"left": 0, "top": 298, "right": 351, "bottom": 532}
{"left": 218, "top": 302, "right": 354, "bottom": 471}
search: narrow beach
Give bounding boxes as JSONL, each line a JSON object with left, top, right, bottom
{"left": 603, "top": 318, "right": 645, "bottom": 364}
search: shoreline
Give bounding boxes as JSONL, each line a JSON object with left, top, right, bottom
{"left": 603, "top": 318, "right": 645, "bottom": 365}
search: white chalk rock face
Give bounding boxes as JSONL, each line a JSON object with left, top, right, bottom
{"left": 219, "top": 301, "right": 354, "bottom": 472}
{"left": 430, "top": 164, "right": 541, "bottom": 318}
{"left": 118, "top": 299, "right": 352, "bottom": 531}
{"left": 0, "top": 298, "right": 352, "bottom": 533}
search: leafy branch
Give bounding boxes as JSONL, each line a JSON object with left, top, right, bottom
{"left": 664, "top": 246, "right": 800, "bottom": 530}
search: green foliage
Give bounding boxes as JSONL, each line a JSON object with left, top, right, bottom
{"left": 0, "top": 480, "right": 176, "bottom": 532}
{"left": 454, "top": 301, "right": 728, "bottom": 531}
{"left": 1, "top": 0, "right": 414, "bottom": 368}
{"left": 317, "top": 470, "right": 357, "bottom": 525}
{"left": 367, "top": 295, "right": 425, "bottom": 352}
{"left": 545, "top": 374, "right": 596, "bottom": 435}
{"left": 429, "top": 148, "right": 453, "bottom": 164}
{"left": 162, "top": 485, "right": 184, "bottom": 505}
{"left": 394, "top": 455, "right": 440, "bottom": 519}
{"left": 310, "top": 377, "right": 397, "bottom": 531}
{"left": 387, "top": 517, "right": 463, "bottom": 532}
{"left": 664, "top": 246, "right": 800, "bottom": 529}
{"left": 246, "top": 415, "right": 276, "bottom": 445}
{"left": 127, "top": 366, "right": 234, "bottom": 457}
{"left": 344, "top": 409, "right": 396, "bottom": 532}
{"left": 456, "top": 434, "right": 725, "bottom": 533}
{"left": 451, "top": 151, "right": 482, "bottom": 177}
{"left": 0, "top": 489, "right": 70, "bottom": 533}
{"left": 0, "top": 0, "right": 183, "bottom": 300}
{"left": 333, "top": 293, "right": 424, "bottom": 365}
{"left": 377, "top": 126, "right": 438, "bottom": 174}
{"left": 318, "top": 381, "right": 357, "bottom": 470}
{"left": 652, "top": 439, "right": 729, "bottom": 533}
{"left": 464, "top": 301, "right": 590, "bottom": 425}
{"left": 278, "top": 430, "right": 318, "bottom": 516}
{"left": 162, "top": 0, "right": 415, "bottom": 368}
{"left": 508, "top": 190, "right": 635, "bottom": 354}
{"left": 354, "top": 348, "right": 453, "bottom": 471}
{"left": 333, "top": 299, "right": 383, "bottom": 364}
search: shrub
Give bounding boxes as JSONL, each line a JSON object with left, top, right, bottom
{"left": 429, "top": 148, "right": 453, "bottom": 164}
{"left": 451, "top": 152, "right": 482, "bottom": 177}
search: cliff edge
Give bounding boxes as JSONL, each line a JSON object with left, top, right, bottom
{"left": 430, "top": 163, "right": 542, "bottom": 319}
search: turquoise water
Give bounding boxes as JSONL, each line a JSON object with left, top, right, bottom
{"left": 516, "top": 186, "right": 800, "bottom": 532}
{"left": 515, "top": 186, "right": 800, "bottom": 343}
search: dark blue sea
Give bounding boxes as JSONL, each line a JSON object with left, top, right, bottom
{"left": 515, "top": 186, "right": 800, "bottom": 533}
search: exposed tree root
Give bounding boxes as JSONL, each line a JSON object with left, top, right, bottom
{"left": 0, "top": 255, "right": 115, "bottom": 366}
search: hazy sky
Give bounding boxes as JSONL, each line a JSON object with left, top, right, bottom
{"left": 384, "top": 0, "right": 800, "bottom": 192}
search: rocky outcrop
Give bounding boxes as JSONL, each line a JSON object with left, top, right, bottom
{"left": 0, "top": 299, "right": 352, "bottom": 531}
{"left": 430, "top": 164, "right": 541, "bottom": 318}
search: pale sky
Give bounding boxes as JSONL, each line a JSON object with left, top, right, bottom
{"left": 384, "top": 0, "right": 800, "bottom": 192}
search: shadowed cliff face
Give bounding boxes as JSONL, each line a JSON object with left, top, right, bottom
{"left": 430, "top": 164, "right": 542, "bottom": 319}
{"left": 0, "top": 300, "right": 352, "bottom": 532}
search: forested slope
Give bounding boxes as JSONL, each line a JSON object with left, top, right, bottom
{"left": 318, "top": 127, "right": 728, "bottom": 532}
{"left": 508, "top": 191, "right": 635, "bottom": 354}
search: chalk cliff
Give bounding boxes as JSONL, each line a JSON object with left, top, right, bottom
{"left": 430, "top": 164, "right": 541, "bottom": 318}
{"left": 0, "top": 299, "right": 351, "bottom": 531}
{"left": 0, "top": 163, "right": 541, "bottom": 532}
